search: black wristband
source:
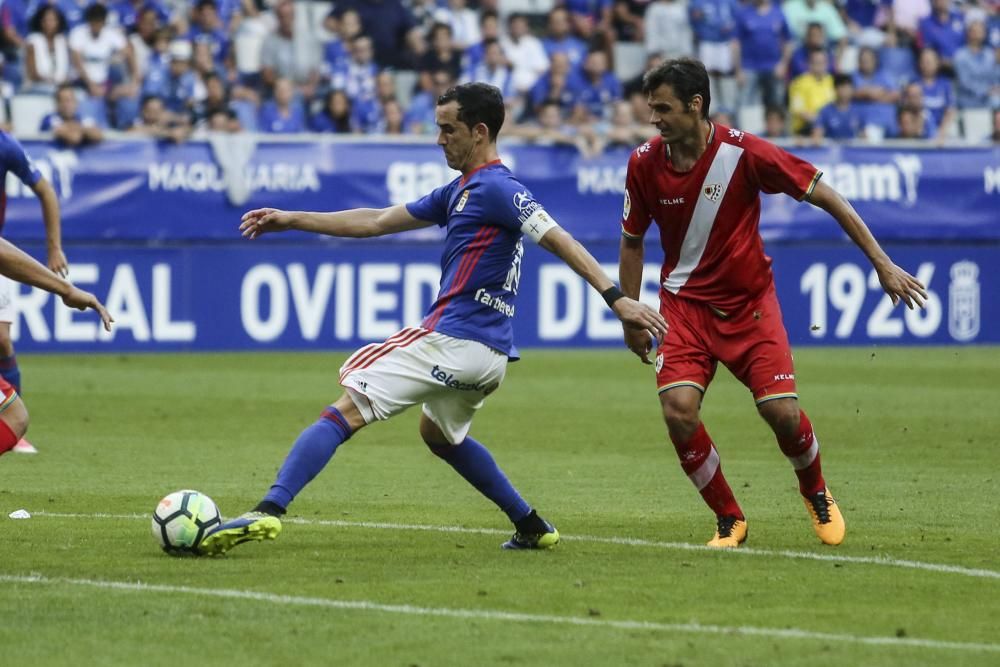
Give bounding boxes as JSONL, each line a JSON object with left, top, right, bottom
{"left": 601, "top": 285, "right": 626, "bottom": 308}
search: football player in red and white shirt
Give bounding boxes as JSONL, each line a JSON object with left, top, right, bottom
{"left": 619, "top": 58, "right": 927, "bottom": 548}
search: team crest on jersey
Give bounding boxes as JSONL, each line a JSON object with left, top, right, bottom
{"left": 703, "top": 183, "right": 723, "bottom": 202}
{"left": 728, "top": 128, "right": 745, "bottom": 142}
{"left": 623, "top": 188, "right": 632, "bottom": 219}
{"left": 636, "top": 142, "right": 651, "bottom": 156}
{"left": 455, "top": 189, "right": 470, "bottom": 212}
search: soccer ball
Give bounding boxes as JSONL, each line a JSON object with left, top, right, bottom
{"left": 151, "top": 490, "right": 222, "bottom": 556}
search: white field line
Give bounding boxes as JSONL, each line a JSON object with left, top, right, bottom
{"left": 1, "top": 573, "right": 997, "bottom": 654}
{"left": 33, "top": 511, "right": 1000, "bottom": 581}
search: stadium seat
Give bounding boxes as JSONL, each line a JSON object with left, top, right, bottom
{"left": 613, "top": 42, "right": 646, "bottom": 82}
{"left": 10, "top": 94, "right": 55, "bottom": 135}
{"left": 739, "top": 104, "right": 765, "bottom": 135}
{"left": 393, "top": 70, "right": 419, "bottom": 109}
{"left": 498, "top": 0, "right": 556, "bottom": 15}
{"left": 960, "top": 108, "right": 991, "bottom": 143}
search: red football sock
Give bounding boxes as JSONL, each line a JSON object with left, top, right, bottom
{"left": 671, "top": 423, "right": 744, "bottom": 520}
{"left": 0, "top": 419, "right": 18, "bottom": 456}
{"left": 776, "top": 410, "right": 826, "bottom": 496}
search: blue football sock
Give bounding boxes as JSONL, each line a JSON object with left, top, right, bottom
{"left": 0, "top": 355, "right": 21, "bottom": 394}
{"left": 263, "top": 407, "right": 352, "bottom": 510}
{"left": 430, "top": 436, "right": 531, "bottom": 523}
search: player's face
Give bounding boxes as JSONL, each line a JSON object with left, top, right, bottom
{"left": 435, "top": 101, "right": 476, "bottom": 171}
{"left": 646, "top": 84, "right": 701, "bottom": 143}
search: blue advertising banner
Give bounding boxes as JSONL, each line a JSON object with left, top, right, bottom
{"left": 7, "top": 241, "right": 996, "bottom": 352}
{"left": 4, "top": 139, "right": 999, "bottom": 242}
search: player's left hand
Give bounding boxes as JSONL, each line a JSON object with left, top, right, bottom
{"left": 48, "top": 248, "right": 69, "bottom": 277}
{"left": 875, "top": 262, "right": 928, "bottom": 310}
{"left": 613, "top": 298, "right": 667, "bottom": 345}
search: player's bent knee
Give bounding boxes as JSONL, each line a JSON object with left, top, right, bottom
{"left": 0, "top": 398, "right": 28, "bottom": 440}
{"left": 419, "top": 413, "right": 454, "bottom": 452}
{"left": 660, "top": 392, "right": 700, "bottom": 436}
{"left": 758, "top": 398, "right": 800, "bottom": 436}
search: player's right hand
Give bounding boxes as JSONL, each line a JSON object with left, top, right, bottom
{"left": 613, "top": 298, "right": 667, "bottom": 363}
{"left": 61, "top": 287, "right": 113, "bottom": 332}
{"left": 239, "top": 208, "right": 294, "bottom": 239}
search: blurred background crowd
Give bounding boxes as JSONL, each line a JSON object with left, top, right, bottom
{"left": 0, "top": 0, "right": 997, "bottom": 149}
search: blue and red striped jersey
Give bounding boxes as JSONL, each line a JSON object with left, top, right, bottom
{"left": 406, "top": 160, "right": 547, "bottom": 359}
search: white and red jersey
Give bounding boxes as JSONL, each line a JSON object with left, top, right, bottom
{"left": 621, "top": 124, "right": 821, "bottom": 312}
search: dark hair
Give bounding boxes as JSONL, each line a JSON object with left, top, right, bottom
{"left": 29, "top": 4, "right": 67, "bottom": 34}
{"left": 641, "top": 57, "right": 711, "bottom": 119}
{"left": 437, "top": 82, "right": 505, "bottom": 142}
{"left": 764, "top": 105, "right": 785, "bottom": 120}
{"left": 141, "top": 94, "right": 163, "bottom": 107}
{"left": 481, "top": 9, "right": 499, "bottom": 23}
{"left": 833, "top": 73, "right": 853, "bottom": 87}
{"left": 84, "top": 2, "right": 108, "bottom": 23}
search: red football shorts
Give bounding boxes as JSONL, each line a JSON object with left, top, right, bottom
{"left": 655, "top": 283, "right": 797, "bottom": 404}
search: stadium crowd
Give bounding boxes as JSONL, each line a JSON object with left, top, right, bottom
{"left": 0, "top": 0, "right": 997, "bottom": 147}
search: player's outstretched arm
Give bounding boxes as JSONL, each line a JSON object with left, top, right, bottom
{"left": 619, "top": 234, "right": 657, "bottom": 364}
{"left": 239, "top": 204, "right": 435, "bottom": 239}
{"left": 31, "top": 178, "right": 68, "bottom": 277}
{"left": 806, "top": 181, "right": 928, "bottom": 309}
{"left": 538, "top": 226, "right": 667, "bottom": 343}
{"left": 0, "top": 238, "right": 112, "bottom": 331}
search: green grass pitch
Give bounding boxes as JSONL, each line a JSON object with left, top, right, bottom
{"left": 1, "top": 347, "right": 998, "bottom": 666}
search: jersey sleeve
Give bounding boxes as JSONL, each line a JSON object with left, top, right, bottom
{"left": 405, "top": 184, "right": 451, "bottom": 227}
{"left": 0, "top": 133, "right": 43, "bottom": 189}
{"left": 621, "top": 149, "right": 653, "bottom": 239}
{"left": 487, "top": 177, "right": 559, "bottom": 243}
{"left": 744, "top": 134, "right": 822, "bottom": 201}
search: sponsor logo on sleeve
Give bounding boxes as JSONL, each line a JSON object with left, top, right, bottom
{"left": 636, "top": 142, "right": 651, "bottom": 156}
{"left": 455, "top": 189, "right": 470, "bottom": 212}
{"left": 512, "top": 189, "right": 541, "bottom": 223}
{"left": 623, "top": 188, "right": 632, "bottom": 219}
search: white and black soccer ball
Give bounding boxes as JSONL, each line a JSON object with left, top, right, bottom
{"left": 151, "top": 490, "right": 222, "bottom": 556}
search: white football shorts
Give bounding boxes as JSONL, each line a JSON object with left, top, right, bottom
{"left": 338, "top": 327, "right": 507, "bottom": 444}
{"left": 0, "top": 275, "right": 14, "bottom": 323}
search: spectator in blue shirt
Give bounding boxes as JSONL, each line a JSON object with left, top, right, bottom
{"left": 917, "top": 0, "right": 966, "bottom": 65}
{"left": 814, "top": 73, "right": 864, "bottom": 141}
{"left": 404, "top": 68, "right": 455, "bottom": 134}
{"left": 735, "top": 0, "right": 791, "bottom": 110}
{"left": 914, "top": 47, "right": 955, "bottom": 135}
{"left": 259, "top": 77, "right": 305, "bottom": 133}
{"left": 39, "top": 83, "right": 104, "bottom": 145}
{"left": 1, "top": 0, "right": 30, "bottom": 88}
{"left": 789, "top": 22, "right": 835, "bottom": 79}
{"left": 953, "top": 20, "right": 999, "bottom": 109}
{"left": 463, "top": 38, "right": 515, "bottom": 101}
{"left": 143, "top": 40, "right": 198, "bottom": 115}
{"left": 527, "top": 51, "right": 582, "bottom": 119}
{"left": 330, "top": 35, "right": 378, "bottom": 104}
{"left": 464, "top": 10, "right": 500, "bottom": 72}
{"left": 898, "top": 81, "right": 940, "bottom": 138}
{"left": 110, "top": 0, "right": 169, "bottom": 32}
{"left": 542, "top": 7, "right": 588, "bottom": 69}
{"left": 186, "top": 0, "right": 229, "bottom": 70}
{"left": 575, "top": 48, "right": 622, "bottom": 121}
{"left": 878, "top": 28, "right": 917, "bottom": 90}
{"left": 689, "top": 0, "right": 738, "bottom": 113}
{"left": 332, "top": 0, "right": 421, "bottom": 70}
{"left": 852, "top": 46, "right": 899, "bottom": 139}
{"left": 310, "top": 89, "right": 355, "bottom": 133}
{"left": 322, "top": 8, "right": 361, "bottom": 80}
{"left": 564, "top": 0, "right": 614, "bottom": 41}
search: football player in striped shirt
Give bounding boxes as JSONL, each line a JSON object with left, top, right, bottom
{"left": 199, "top": 82, "right": 666, "bottom": 556}
{"left": 619, "top": 58, "right": 927, "bottom": 548}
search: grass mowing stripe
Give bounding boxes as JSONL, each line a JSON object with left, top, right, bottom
{"left": 33, "top": 511, "right": 1000, "bottom": 581}
{"left": 1, "top": 573, "right": 997, "bottom": 654}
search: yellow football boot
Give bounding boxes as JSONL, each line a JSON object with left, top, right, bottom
{"left": 706, "top": 516, "right": 748, "bottom": 548}
{"left": 803, "top": 487, "right": 845, "bottom": 546}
